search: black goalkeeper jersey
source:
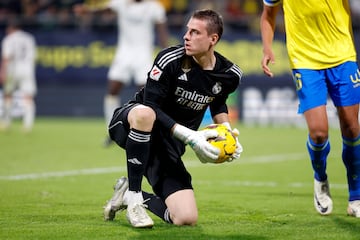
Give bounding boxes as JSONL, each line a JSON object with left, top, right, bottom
{"left": 115, "top": 45, "right": 243, "bottom": 185}
{"left": 131, "top": 45, "right": 243, "bottom": 132}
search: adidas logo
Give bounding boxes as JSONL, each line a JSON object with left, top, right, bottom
{"left": 178, "top": 73, "right": 187, "bottom": 81}
{"left": 128, "top": 158, "right": 142, "bottom": 165}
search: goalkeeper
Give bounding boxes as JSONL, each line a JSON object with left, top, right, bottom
{"left": 103, "top": 9, "right": 243, "bottom": 228}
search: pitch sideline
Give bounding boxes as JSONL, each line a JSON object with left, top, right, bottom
{"left": 1, "top": 153, "right": 305, "bottom": 181}
{"left": 0, "top": 152, "right": 346, "bottom": 190}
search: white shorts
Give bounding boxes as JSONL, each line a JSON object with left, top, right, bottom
{"left": 107, "top": 47, "right": 152, "bottom": 86}
{"left": 4, "top": 68, "right": 37, "bottom": 96}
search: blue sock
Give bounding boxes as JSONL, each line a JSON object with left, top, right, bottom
{"left": 342, "top": 134, "right": 360, "bottom": 201}
{"left": 307, "top": 135, "right": 330, "bottom": 181}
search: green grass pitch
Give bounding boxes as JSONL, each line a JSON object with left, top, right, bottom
{"left": 0, "top": 118, "right": 359, "bottom": 240}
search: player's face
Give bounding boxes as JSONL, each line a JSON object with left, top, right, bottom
{"left": 183, "top": 18, "right": 217, "bottom": 56}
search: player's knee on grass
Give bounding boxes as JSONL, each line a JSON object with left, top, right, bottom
{"left": 171, "top": 208, "right": 198, "bottom": 226}
{"left": 165, "top": 189, "right": 198, "bottom": 225}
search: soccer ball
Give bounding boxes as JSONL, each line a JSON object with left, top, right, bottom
{"left": 201, "top": 124, "right": 236, "bottom": 163}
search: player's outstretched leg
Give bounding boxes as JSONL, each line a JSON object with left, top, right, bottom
{"left": 124, "top": 190, "right": 154, "bottom": 228}
{"left": 103, "top": 177, "right": 129, "bottom": 221}
{"left": 314, "top": 179, "right": 333, "bottom": 215}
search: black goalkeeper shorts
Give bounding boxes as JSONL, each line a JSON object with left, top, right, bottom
{"left": 108, "top": 103, "right": 193, "bottom": 200}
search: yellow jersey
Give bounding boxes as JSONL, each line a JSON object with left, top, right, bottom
{"left": 264, "top": 0, "right": 357, "bottom": 69}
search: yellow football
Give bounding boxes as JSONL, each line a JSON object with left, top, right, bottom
{"left": 201, "top": 124, "right": 236, "bottom": 163}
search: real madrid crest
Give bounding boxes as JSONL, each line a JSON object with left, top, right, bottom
{"left": 212, "top": 82, "right": 222, "bottom": 94}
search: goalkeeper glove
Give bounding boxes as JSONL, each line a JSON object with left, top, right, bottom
{"left": 222, "top": 122, "right": 243, "bottom": 162}
{"left": 173, "top": 124, "right": 220, "bottom": 163}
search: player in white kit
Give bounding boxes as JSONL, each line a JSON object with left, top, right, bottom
{"left": 74, "top": 0, "right": 168, "bottom": 146}
{"left": 0, "top": 19, "right": 37, "bottom": 132}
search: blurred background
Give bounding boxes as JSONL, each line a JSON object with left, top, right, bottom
{"left": 0, "top": 0, "right": 359, "bottom": 127}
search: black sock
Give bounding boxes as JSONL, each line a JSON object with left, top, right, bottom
{"left": 126, "top": 129, "right": 151, "bottom": 192}
{"left": 143, "top": 191, "right": 173, "bottom": 224}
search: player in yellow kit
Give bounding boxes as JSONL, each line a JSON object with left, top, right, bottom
{"left": 261, "top": 0, "right": 360, "bottom": 217}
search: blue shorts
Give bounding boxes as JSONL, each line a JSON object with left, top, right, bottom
{"left": 292, "top": 61, "right": 360, "bottom": 113}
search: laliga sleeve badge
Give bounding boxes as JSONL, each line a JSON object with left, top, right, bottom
{"left": 150, "top": 65, "right": 163, "bottom": 81}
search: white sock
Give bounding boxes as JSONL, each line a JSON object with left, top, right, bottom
{"left": 124, "top": 190, "right": 143, "bottom": 207}
{"left": 23, "top": 99, "right": 35, "bottom": 131}
{"left": 103, "top": 95, "right": 120, "bottom": 127}
{"left": 2, "top": 98, "right": 12, "bottom": 127}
